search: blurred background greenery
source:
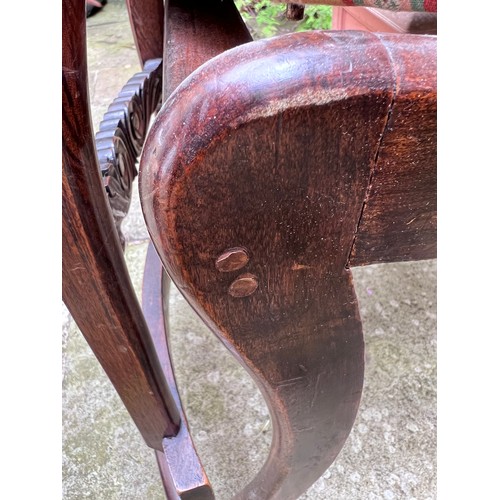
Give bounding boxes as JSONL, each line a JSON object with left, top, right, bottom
{"left": 235, "top": 0, "right": 333, "bottom": 38}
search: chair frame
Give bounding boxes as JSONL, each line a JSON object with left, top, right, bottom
{"left": 62, "top": 0, "right": 436, "bottom": 498}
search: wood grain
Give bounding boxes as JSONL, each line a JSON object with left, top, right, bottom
{"left": 64, "top": 0, "right": 436, "bottom": 490}
{"left": 142, "top": 243, "right": 215, "bottom": 499}
{"left": 62, "top": 0, "right": 179, "bottom": 451}
{"left": 149, "top": 2, "right": 253, "bottom": 496}
{"left": 163, "top": 0, "right": 252, "bottom": 98}
{"left": 349, "top": 34, "right": 436, "bottom": 265}
{"left": 126, "top": 0, "right": 164, "bottom": 66}
{"left": 140, "top": 30, "right": 406, "bottom": 498}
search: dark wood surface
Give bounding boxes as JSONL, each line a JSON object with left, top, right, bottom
{"left": 163, "top": 0, "right": 252, "bottom": 98}
{"left": 140, "top": 30, "right": 436, "bottom": 497}
{"left": 142, "top": 243, "right": 215, "bottom": 499}
{"left": 349, "top": 34, "right": 437, "bottom": 265}
{"left": 152, "top": 1, "right": 254, "bottom": 496}
{"left": 62, "top": 0, "right": 179, "bottom": 452}
{"left": 125, "top": 0, "right": 164, "bottom": 66}
{"left": 64, "top": 0, "right": 436, "bottom": 492}
{"left": 140, "top": 30, "right": 424, "bottom": 498}
{"left": 96, "top": 58, "right": 162, "bottom": 247}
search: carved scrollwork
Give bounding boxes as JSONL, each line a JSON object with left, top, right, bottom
{"left": 95, "top": 58, "right": 162, "bottom": 247}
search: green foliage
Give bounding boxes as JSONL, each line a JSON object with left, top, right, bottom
{"left": 255, "top": 1, "right": 285, "bottom": 38}
{"left": 235, "top": 0, "right": 283, "bottom": 38}
{"left": 235, "top": 0, "right": 332, "bottom": 39}
{"left": 295, "top": 5, "right": 332, "bottom": 32}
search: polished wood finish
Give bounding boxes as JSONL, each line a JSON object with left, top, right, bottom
{"left": 142, "top": 244, "right": 214, "bottom": 499}
{"left": 126, "top": 0, "right": 164, "bottom": 66}
{"left": 349, "top": 34, "right": 436, "bottom": 265}
{"left": 151, "top": 2, "right": 253, "bottom": 495}
{"left": 62, "top": 0, "right": 179, "bottom": 452}
{"left": 96, "top": 58, "right": 162, "bottom": 246}
{"left": 140, "top": 30, "right": 418, "bottom": 498}
{"left": 64, "top": 0, "right": 436, "bottom": 493}
{"left": 163, "top": 0, "right": 252, "bottom": 98}
{"left": 140, "top": 30, "right": 436, "bottom": 498}
{"left": 228, "top": 273, "right": 259, "bottom": 298}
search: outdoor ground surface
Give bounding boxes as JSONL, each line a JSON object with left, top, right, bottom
{"left": 62, "top": 2, "right": 437, "bottom": 498}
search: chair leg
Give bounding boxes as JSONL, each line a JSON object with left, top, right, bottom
{"left": 139, "top": 30, "right": 398, "bottom": 498}
{"left": 142, "top": 243, "right": 215, "bottom": 499}
{"left": 63, "top": 0, "right": 179, "bottom": 451}
{"left": 234, "top": 271, "right": 365, "bottom": 499}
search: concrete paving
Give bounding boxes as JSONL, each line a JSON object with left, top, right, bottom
{"left": 62, "top": 2, "right": 436, "bottom": 498}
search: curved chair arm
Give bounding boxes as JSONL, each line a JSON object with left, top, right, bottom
{"left": 139, "top": 30, "right": 436, "bottom": 498}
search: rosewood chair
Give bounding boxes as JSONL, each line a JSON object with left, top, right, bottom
{"left": 62, "top": 0, "right": 436, "bottom": 498}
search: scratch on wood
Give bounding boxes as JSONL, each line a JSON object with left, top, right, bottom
{"left": 340, "top": 57, "right": 353, "bottom": 86}
{"left": 276, "top": 376, "right": 307, "bottom": 388}
{"left": 311, "top": 372, "right": 324, "bottom": 408}
{"left": 296, "top": 426, "right": 314, "bottom": 433}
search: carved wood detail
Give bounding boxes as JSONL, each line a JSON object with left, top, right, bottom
{"left": 95, "top": 58, "right": 162, "bottom": 246}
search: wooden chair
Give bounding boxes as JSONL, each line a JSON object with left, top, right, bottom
{"left": 62, "top": 0, "right": 436, "bottom": 498}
